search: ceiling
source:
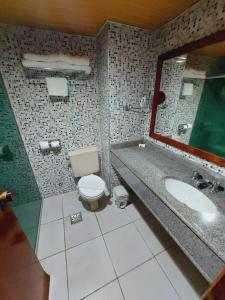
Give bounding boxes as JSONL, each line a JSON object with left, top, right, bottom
{"left": 0, "top": 0, "right": 198, "bottom": 36}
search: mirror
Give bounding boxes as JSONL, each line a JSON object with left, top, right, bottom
{"left": 150, "top": 30, "right": 225, "bottom": 167}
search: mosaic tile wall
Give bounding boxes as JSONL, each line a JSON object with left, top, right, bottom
{"left": 97, "top": 22, "right": 154, "bottom": 189}
{"left": 155, "top": 58, "right": 185, "bottom": 136}
{"left": 96, "top": 24, "right": 111, "bottom": 190}
{"left": 108, "top": 22, "right": 153, "bottom": 143}
{"left": 0, "top": 25, "right": 100, "bottom": 197}
{"left": 172, "top": 78, "right": 204, "bottom": 144}
{"left": 147, "top": 0, "right": 225, "bottom": 175}
{"left": 155, "top": 57, "right": 205, "bottom": 144}
{"left": 1, "top": 0, "right": 225, "bottom": 197}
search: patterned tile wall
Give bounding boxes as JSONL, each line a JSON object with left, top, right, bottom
{"left": 155, "top": 58, "right": 205, "bottom": 145}
{"left": 0, "top": 25, "right": 100, "bottom": 198}
{"left": 171, "top": 78, "right": 204, "bottom": 144}
{"left": 108, "top": 22, "right": 153, "bottom": 143}
{"left": 96, "top": 24, "right": 111, "bottom": 190}
{"left": 155, "top": 58, "right": 185, "bottom": 136}
{"left": 97, "top": 22, "right": 154, "bottom": 189}
{"left": 147, "top": 0, "right": 225, "bottom": 175}
{"left": 1, "top": 0, "right": 225, "bottom": 198}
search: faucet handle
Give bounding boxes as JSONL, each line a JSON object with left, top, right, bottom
{"left": 192, "top": 171, "right": 202, "bottom": 180}
{"left": 210, "top": 181, "right": 224, "bottom": 193}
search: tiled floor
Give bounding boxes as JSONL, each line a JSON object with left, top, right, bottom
{"left": 38, "top": 190, "right": 208, "bottom": 300}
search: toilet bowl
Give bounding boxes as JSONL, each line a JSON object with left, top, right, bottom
{"left": 78, "top": 174, "right": 108, "bottom": 210}
{"left": 68, "top": 147, "right": 109, "bottom": 211}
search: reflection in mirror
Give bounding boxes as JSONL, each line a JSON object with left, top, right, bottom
{"left": 155, "top": 40, "right": 225, "bottom": 158}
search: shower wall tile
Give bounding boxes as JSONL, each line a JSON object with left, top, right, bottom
{"left": 0, "top": 25, "right": 100, "bottom": 197}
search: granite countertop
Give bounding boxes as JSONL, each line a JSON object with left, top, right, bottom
{"left": 111, "top": 140, "right": 225, "bottom": 262}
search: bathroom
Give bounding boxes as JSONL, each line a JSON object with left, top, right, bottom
{"left": 1, "top": 0, "right": 225, "bottom": 299}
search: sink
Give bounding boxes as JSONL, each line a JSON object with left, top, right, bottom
{"left": 165, "top": 178, "right": 217, "bottom": 214}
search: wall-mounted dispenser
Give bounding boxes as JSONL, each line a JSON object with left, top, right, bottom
{"left": 182, "top": 83, "right": 194, "bottom": 96}
{"left": 46, "top": 77, "right": 68, "bottom": 97}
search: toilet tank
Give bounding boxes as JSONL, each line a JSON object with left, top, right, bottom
{"left": 68, "top": 146, "right": 99, "bottom": 177}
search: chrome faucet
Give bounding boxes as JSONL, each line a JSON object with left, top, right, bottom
{"left": 192, "top": 171, "right": 224, "bottom": 192}
{"left": 192, "top": 171, "right": 211, "bottom": 189}
{"left": 209, "top": 181, "right": 224, "bottom": 193}
{"left": 192, "top": 171, "right": 202, "bottom": 181}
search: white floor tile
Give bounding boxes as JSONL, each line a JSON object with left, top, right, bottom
{"left": 41, "top": 195, "right": 63, "bottom": 224}
{"left": 40, "top": 252, "right": 68, "bottom": 300}
{"left": 125, "top": 200, "right": 149, "bottom": 222}
{"left": 62, "top": 191, "right": 84, "bottom": 217}
{"left": 37, "top": 219, "right": 65, "bottom": 259}
{"left": 84, "top": 280, "right": 124, "bottom": 300}
{"left": 104, "top": 223, "right": 152, "bottom": 276}
{"left": 67, "top": 237, "right": 116, "bottom": 300}
{"left": 135, "top": 215, "right": 174, "bottom": 255}
{"left": 119, "top": 259, "right": 180, "bottom": 300}
{"left": 156, "top": 246, "right": 208, "bottom": 300}
{"left": 64, "top": 210, "right": 101, "bottom": 249}
{"left": 96, "top": 204, "right": 131, "bottom": 234}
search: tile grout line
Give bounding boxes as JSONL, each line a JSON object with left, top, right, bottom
{"left": 80, "top": 279, "right": 120, "bottom": 300}
{"left": 62, "top": 198, "right": 70, "bottom": 300}
{"left": 155, "top": 253, "right": 183, "bottom": 300}
{"left": 132, "top": 215, "right": 175, "bottom": 258}
{"left": 131, "top": 217, "right": 155, "bottom": 257}
{"left": 94, "top": 212, "right": 126, "bottom": 300}
{"left": 39, "top": 249, "right": 66, "bottom": 262}
{"left": 40, "top": 216, "right": 64, "bottom": 226}
{"left": 36, "top": 197, "right": 45, "bottom": 255}
{"left": 40, "top": 196, "right": 179, "bottom": 299}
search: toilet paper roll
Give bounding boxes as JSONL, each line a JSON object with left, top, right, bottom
{"left": 50, "top": 140, "right": 60, "bottom": 149}
{"left": 39, "top": 141, "right": 49, "bottom": 151}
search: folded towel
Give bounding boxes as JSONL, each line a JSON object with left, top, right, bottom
{"left": 23, "top": 53, "right": 90, "bottom": 66}
{"left": 22, "top": 59, "right": 91, "bottom": 74}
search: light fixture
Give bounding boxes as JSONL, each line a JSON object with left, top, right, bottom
{"left": 175, "top": 55, "right": 187, "bottom": 63}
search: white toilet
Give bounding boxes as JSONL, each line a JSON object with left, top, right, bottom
{"left": 68, "top": 146, "right": 109, "bottom": 211}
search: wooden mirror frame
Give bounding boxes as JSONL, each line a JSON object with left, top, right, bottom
{"left": 149, "top": 29, "right": 225, "bottom": 168}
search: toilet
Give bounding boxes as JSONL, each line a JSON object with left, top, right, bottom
{"left": 68, "top": 147, "right": 109, "bottom": 211}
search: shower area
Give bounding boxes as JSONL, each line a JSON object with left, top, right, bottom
{"left": 189, "top": 52, "right": 225, "bottom": 159}
{"left": 0, "top": 74, "right": 42, "bottom": 250}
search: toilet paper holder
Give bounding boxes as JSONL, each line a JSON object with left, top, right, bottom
{"left": 39, "top": 139, "right": 61, "bottom": 153}
{"left": 49, "top": 139, "right": 61, "bottom": 151}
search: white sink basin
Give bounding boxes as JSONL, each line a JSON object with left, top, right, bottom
{"left": 165, "top": 178, "right": 217, "bottom": 214}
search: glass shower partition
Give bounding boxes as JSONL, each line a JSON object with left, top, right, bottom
{"left": 0, "top": 74, "right": 42, "bottom": 250}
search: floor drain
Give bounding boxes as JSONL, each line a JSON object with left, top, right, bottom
{"left": 70, "top": 212, "right": 83, "bottom": 225}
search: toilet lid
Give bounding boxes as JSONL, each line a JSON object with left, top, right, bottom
{"left": 78, "top": 174, "right": 105, "bottom": 198}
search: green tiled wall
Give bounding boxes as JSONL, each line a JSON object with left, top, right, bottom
{"left": 0, "top": 74, "right": 41, "bottom": 249}
{"left": 189, "top": 78, "right": 225, "bottom": 158}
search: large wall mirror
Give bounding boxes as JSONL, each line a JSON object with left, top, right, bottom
{"left": 150, "top": 30, "right": 225, "bottom": 167}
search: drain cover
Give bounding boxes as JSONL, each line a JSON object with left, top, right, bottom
{"left": 70, "top": 212, "right": 82, "bottom": 225}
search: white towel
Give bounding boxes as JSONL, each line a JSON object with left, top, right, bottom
{"left": 23, "top": 53, "right": 90, "bottom": 66}
{"left": 22, "top": 59, "right": 91, "bottom": 74}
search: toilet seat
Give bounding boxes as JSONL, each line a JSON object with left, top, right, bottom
{"left": 78, "top": 174, "right": 105, "bottom": 201}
